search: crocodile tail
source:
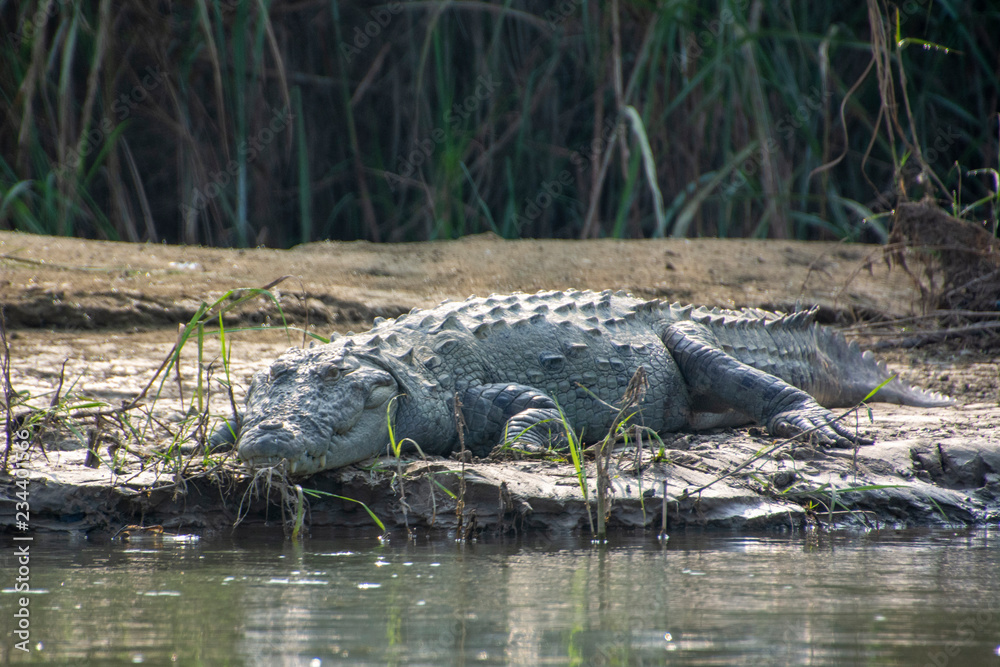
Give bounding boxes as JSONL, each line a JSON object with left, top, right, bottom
{"left": 664, "top": 303, "right": 954, "bottom": 408}
{"left": 813, "top": 325, "right": 955, "bottom": 407}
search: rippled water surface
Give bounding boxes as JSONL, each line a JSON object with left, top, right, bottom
{"left": 2, "top": 529, "right": 999, "bottom": 666}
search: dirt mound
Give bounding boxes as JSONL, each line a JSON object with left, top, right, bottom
{"left": 888, "top": 201, "right": 1000, "bottom": 320}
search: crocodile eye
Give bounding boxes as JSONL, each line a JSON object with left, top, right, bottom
{"left": 324, "top": 366, "right": 342, "bottom": 382}
{"left": 269, "top": 362, "right": 293, "bottom": 381}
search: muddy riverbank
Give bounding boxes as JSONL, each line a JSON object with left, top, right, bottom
{"left": 2, "top": 230, "right": 998, "bottom": 536}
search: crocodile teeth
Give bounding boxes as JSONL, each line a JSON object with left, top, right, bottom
{"left": 319, "top": 454, "right": 327, "bottom": 469}
{"left": 289, "top": 459, "right": 299, "bottom": 474}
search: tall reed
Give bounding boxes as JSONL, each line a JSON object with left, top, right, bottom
{"left": 1, "top": 1, "right": 996, "bottom": 246}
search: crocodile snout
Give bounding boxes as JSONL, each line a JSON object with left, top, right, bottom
{"left": 238, "top": 424, "right": 298, "bottom": 461}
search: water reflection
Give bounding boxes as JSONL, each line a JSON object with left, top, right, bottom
{"left": 1, "top": 529, "right": 998, "bottom": 665}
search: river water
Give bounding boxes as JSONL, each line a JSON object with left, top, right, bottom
{"left": 2, "top": 529, "right": 999, "bottom": 666}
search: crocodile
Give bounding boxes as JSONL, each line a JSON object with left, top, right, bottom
{"left": 226, "top": 289, "right": 953, "bottom": 475}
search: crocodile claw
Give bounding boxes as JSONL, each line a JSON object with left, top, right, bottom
{"left": 768, "top": 405, "right": 873, "bottom": 448}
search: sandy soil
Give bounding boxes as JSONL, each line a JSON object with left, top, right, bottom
{"left": 1, "top": 230, "right": 998, "bottom": 535}
{"left": 0, "top": 229, "right": 944, "bottom": 329}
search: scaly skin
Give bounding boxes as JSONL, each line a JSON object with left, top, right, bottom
{"left": 223, "top": 290, "right": 953, "bottom": 475}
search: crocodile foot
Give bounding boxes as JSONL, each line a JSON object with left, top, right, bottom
{"left": 767, "top": 404, "right": 874, "bottom": 448}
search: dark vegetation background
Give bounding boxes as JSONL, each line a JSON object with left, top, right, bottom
{"left": 1, "top": 0, "right": 998, "bottom": 248}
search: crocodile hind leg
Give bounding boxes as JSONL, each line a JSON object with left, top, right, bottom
{"left": 460, "top": 383, "right": 566, "bottom": 456}
{"left": 663, "top": 320, "right": 871, "bottom": 447}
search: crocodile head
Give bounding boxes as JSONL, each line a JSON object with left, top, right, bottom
{"left": 236, "top": 345, "right": 399, "bottom": 475}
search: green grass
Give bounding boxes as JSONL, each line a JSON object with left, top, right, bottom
{"left": 557, "top": 403, "right": 596, "bottom": 537}
{"left": 0, "top": 282, "right": 391, "bottom": 537}
{"left": 1, "top": 1, "right": 996, "bottom": 246}
{"left": 1, "top": 284, "right": 288, "bottom": 466}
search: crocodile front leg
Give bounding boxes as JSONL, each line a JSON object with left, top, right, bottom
{"left": 208, "top": 413, "right": 242, "bottom": 452}
{"left": 460, "top": 383, "right": 565, "bottom": 456}
{"left": 663, "top": 321, "right": 871, "bottom": 447}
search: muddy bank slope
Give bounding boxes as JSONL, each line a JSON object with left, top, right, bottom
{"left": 1, "top": 230, "right": 930, "bottom": 329}
{"left": 1, "top": 231, "right": 998, "bottom": 535}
